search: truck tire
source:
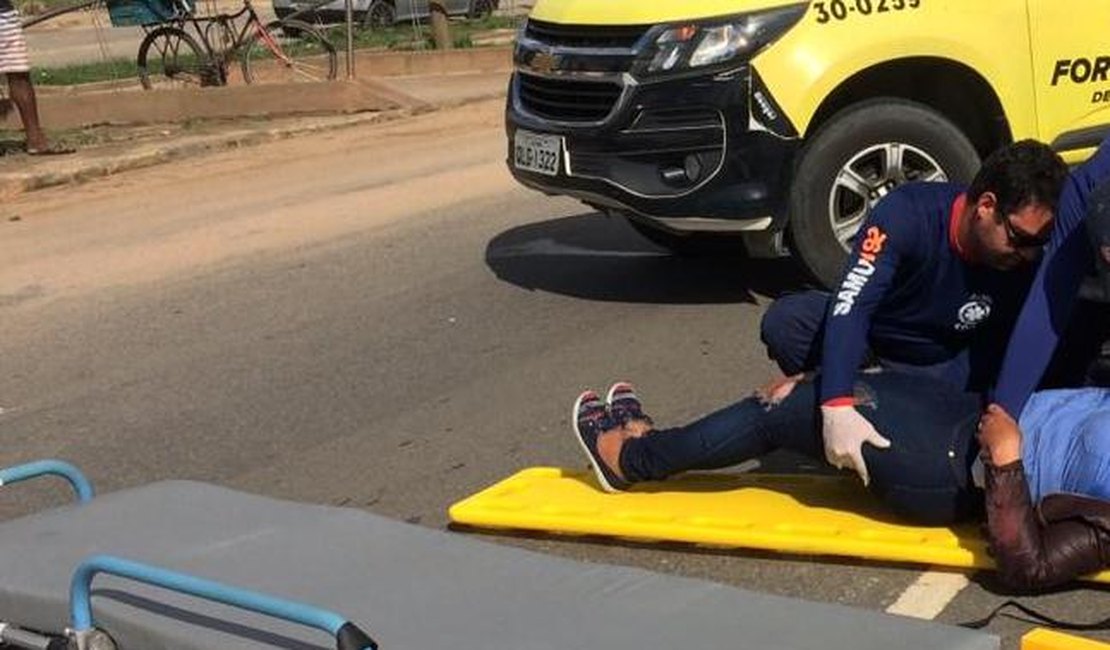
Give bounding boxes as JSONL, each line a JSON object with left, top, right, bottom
{"left": 361, "top": 0, "right": 395, "bottom": 29}
{"left": 789, "top": 99, "right": 981, "bottom": 288}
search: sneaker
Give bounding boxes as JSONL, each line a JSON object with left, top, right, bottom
{"left": 572, "top": 389, "right": 628, "bottom": 493}
{"left": 606, "top": 381, "right": 653, "bottom": 427}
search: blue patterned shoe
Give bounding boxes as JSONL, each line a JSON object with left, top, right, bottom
{"left": 606, "top": 382, "right": 653, "bottom": 427}
{"left": 572, "top": 389, "right": 628, "bottom": 493}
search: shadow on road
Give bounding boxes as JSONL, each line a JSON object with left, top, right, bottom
{"left": 485, "top": 212, "right": 813, "bottom": 304}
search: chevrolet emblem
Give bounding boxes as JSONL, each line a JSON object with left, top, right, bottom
{"left": 530, "top": 52, "right": 560, "bottom": 74}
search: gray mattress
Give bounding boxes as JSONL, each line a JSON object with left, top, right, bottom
{"left": 0, "top": 481, "right": 997, "bottom": 650}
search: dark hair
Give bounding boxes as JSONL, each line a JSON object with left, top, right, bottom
{"left": 966, "top": 139, "right": 1068, "bottom": 217}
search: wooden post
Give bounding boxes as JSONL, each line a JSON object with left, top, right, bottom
{"left": 344, "top": 0, "right": 355, "bottom": 78}
{"left": 429, "top": 1, "right": 451, "bottom": 50}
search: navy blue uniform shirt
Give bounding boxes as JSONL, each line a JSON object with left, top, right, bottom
{"left": 821, "top": 182, "right": 1032, "bottom": 403}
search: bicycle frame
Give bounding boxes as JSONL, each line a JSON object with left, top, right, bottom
{"left": 165, "top": 2, "right": 263, "bottom": 68}
{"left": 27, "top": 0, "right": 337, "bottom": 87}
{"left": 187, "top": 0, "right": 327, "bottom": 75}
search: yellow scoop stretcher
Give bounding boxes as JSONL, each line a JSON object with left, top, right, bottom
{"left": 449, "top": 467, "right": 1110, "bottom": 583}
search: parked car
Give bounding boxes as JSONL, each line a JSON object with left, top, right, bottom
{"left": 507, "top": 0, "right": 1110, "bottom": 287}
{"left": 272, "top": 0, "right": 498, "bottom": 30}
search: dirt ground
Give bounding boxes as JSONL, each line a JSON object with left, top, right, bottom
{"left": 0, "top": 97, "right": 505, "bottom": 302}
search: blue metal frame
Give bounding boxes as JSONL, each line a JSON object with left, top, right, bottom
{"left": 70, "top": 555, "right": 350, "bottom": 638}
{"left": 0, "top": 460, "right": 95, "bottom": 503}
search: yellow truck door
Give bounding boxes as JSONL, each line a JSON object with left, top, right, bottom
{"left": 1029, "top": 0, "right": 1110, "bottom": 159}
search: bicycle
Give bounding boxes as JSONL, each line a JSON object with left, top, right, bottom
{"left": 129, "top": 0, "right": 338, "bottom": 89}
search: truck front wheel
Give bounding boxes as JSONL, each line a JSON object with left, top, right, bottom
{"left": 789, "top": 99, "right": 981, "bottom": 288}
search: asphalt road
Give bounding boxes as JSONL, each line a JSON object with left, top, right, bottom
{"left": 2, "top": 98, "right": 1108, "bottom": 649}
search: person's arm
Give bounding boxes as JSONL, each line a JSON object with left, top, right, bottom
{"left": 816, "top": 194, "right": 913, "bottom": 483}
{"left": 993, "top": 141, "right": 1110, "bottom": 415}
{"left": 983, "top": 460, "right": 1105, "bottom": 591}
{"left": 979, "top": 404, "right": 1107, "bottom": 591}
{"left": 818, "top": 195, "right": 909, "bottom": 403}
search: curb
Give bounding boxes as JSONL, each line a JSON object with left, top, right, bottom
{"left": 0, "top": 110, "right": 409, "bottom": 200}
{"left": 0, "top": 90, "right": 504, "bottom": 200}
{"left": 2, "top": 79, "right": 414, "bottom": 131}
{"left": 349, "top": 46, "right": 512, "bottom": 77}
{"left": 5, "top": 46, "right": 512, "bottom": 131}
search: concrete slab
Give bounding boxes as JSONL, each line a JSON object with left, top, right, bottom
{"left": 2, "top": 80, "right": 406, "bottom": 130}
{"left": 2, "top": 45, "right": 511, "bottom": 130}
{"left": 386, "top": 70, "right": 509, "bottom": 106}
{"left": 351, "top": 45, "right": 511, "bottom": 77}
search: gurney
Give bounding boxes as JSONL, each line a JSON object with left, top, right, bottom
{"left": 0, "top": 459, "right": 997, "bottom": 650}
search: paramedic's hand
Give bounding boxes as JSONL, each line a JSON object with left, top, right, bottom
{"left": 820, "top": 404, "right": 891, "bottom": 486}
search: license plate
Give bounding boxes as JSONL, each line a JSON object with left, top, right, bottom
{"left": 514, "top": 130, "right": 562, "bottom": 176}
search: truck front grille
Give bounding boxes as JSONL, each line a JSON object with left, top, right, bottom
{"left": 524, "top": 20, "right": 649, "bottom": 49}
{"left": 517, "top": 74, "right": 622, "bottom": 122}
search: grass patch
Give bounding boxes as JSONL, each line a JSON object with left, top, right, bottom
{"left": 32, "top": 58, "right": 138, "bottom": 86}
{"left": 32, "top": 55, "right": 198, "bottom": 85}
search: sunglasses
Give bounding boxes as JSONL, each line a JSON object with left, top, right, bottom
{"left": 1001, "top": 216, "right": 1051, "bottom": 249}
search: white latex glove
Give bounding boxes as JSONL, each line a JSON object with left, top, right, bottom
{"left": 820, "top": 405, "right": 892, "bottom": 486}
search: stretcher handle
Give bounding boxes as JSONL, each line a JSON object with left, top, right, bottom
{"left": 0, "top": 460, "right": 94, "bottom": 504}
{"left": 70, "top": 555, "right": 378, "bottom": 650}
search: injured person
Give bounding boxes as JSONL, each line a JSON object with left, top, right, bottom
{"left": 573, "top": 377, "right": 1110, "bottom": 592}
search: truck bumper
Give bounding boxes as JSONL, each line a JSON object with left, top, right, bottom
{"left": 506, "top": 65, "right": 799, "bottom": 234}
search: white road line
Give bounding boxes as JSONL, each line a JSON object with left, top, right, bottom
{"left": 885, "top": 571, "right": 970, "bottom": 620}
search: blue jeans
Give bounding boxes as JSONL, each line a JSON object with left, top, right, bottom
{"left": 618, "top": 372, "right": 984, "bottom": 525}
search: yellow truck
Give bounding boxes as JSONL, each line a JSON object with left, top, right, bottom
{"left": 506, "top": 0, "right": 1110, "bottom": 285}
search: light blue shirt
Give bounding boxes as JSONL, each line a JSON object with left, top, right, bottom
{"left": 1019, "top": 388, "right": 1110, "bottom": 502}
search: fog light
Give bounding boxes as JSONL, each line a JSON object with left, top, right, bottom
{"left": 684, "top": 154, "right": 703, "bottom": 182}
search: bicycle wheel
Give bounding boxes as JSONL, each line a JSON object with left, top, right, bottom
{"left": 137, "top": 26, "right": 217, "bottom": 90}
{"left": 240, "top": 20, "right": 338, "bottom": 84}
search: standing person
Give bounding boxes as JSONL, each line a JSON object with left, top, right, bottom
{"left": 0, "top": 1, "right": 71, "bottom": 155}
{"left": 759, "top": 141, "right": 1068, "bottom": 485}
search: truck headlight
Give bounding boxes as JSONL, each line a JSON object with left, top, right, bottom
{"left": 642, "top": 4, "right": 807, "bottom": 75}
{"left": 689, "top": 23, "right": 757, "bottom": 68}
